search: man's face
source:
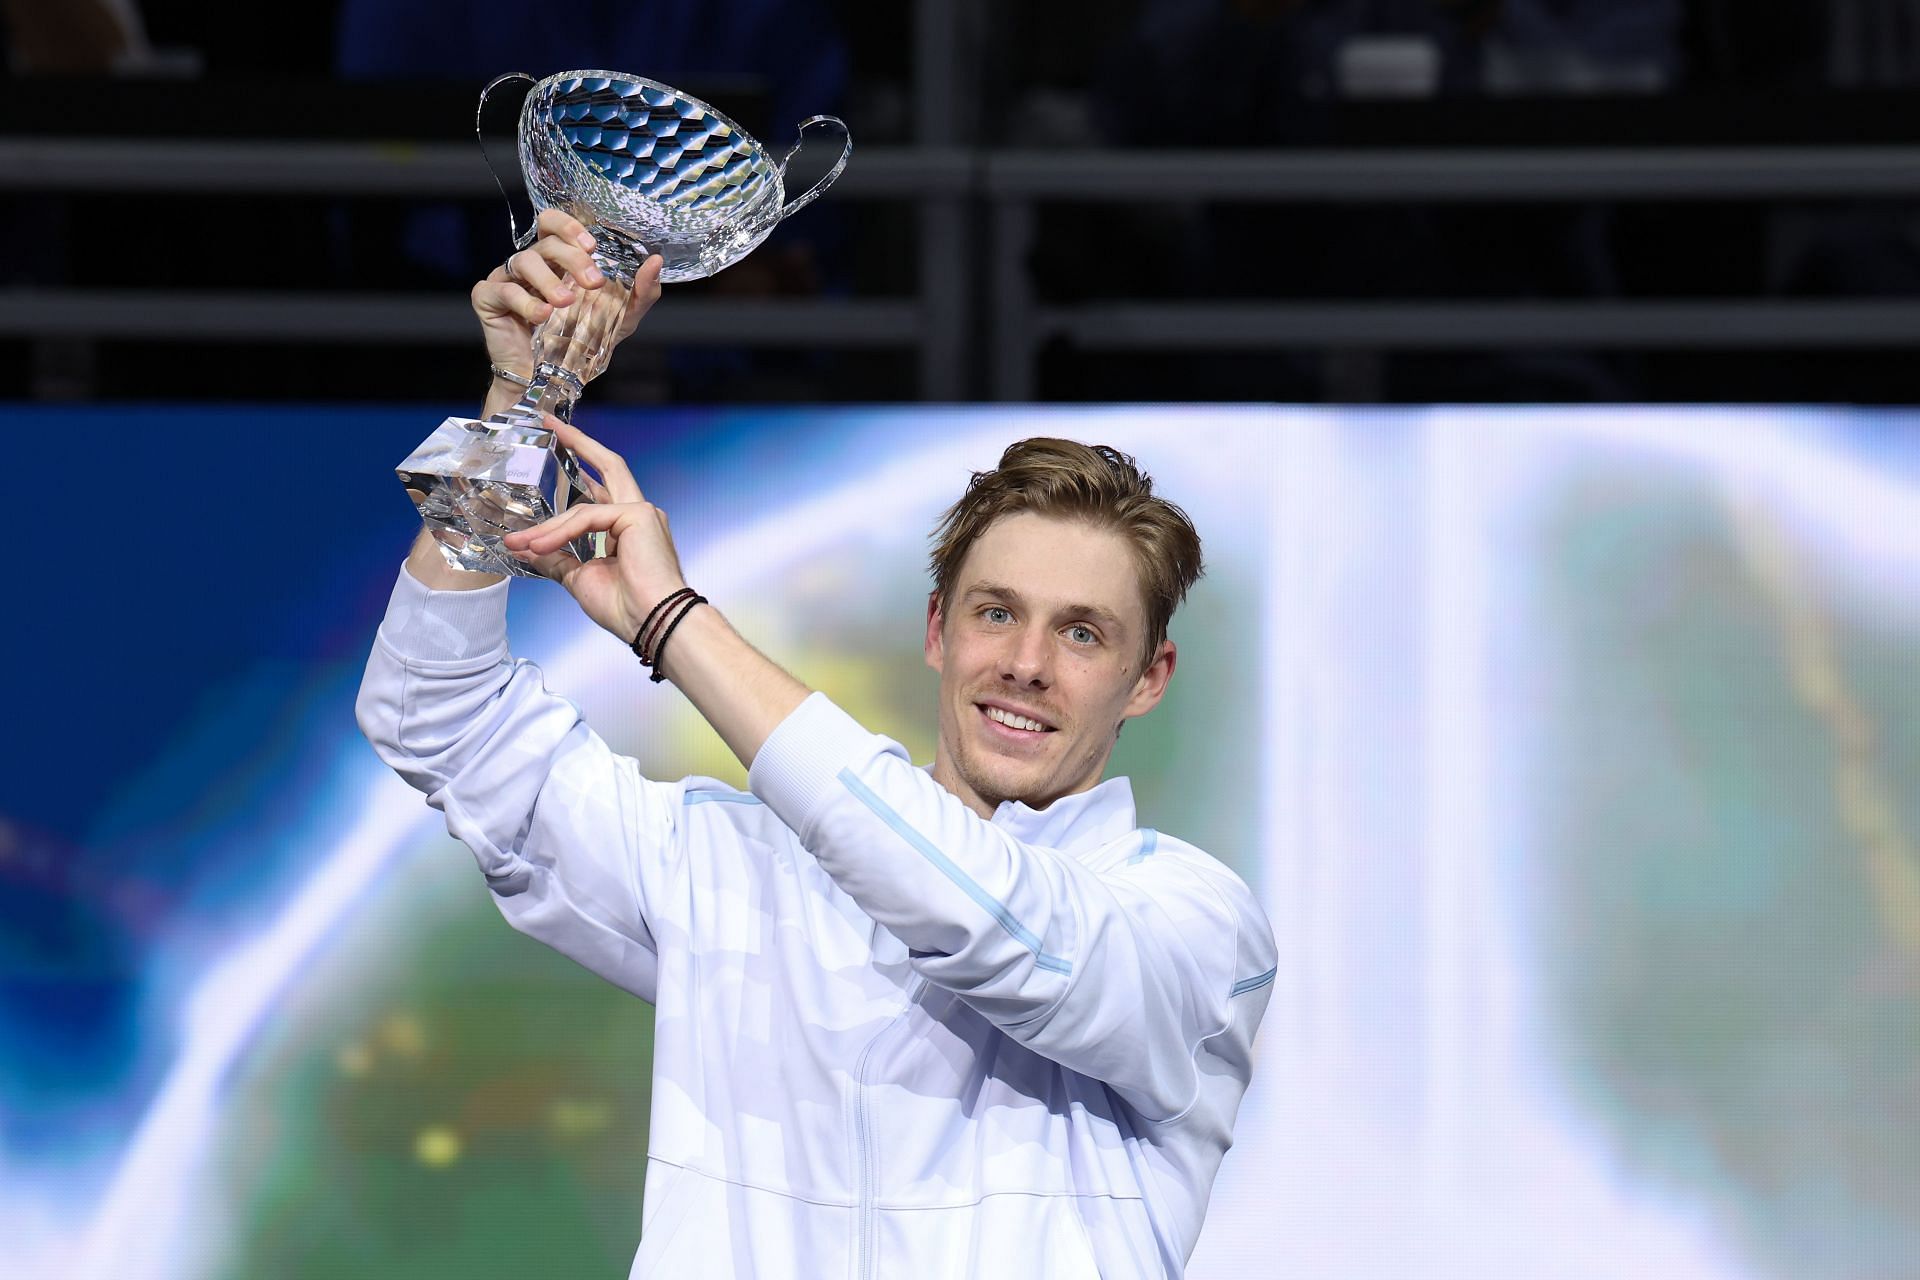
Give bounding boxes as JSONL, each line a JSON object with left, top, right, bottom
{"left": 925, "top": 512, "right": 1176, "bottom": 818}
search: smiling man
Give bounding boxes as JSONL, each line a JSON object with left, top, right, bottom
{"left": 928, "top": 499, "right": 1191, "bottom": 818}
{"left": 357, "top": 211, "right": 1276, "bottom": 1280}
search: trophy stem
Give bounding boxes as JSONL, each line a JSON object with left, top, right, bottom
{"left": 500, "top": 366, "right": 583, "bottom": 425}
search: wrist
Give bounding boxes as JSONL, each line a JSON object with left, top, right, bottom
{"left": 649, "top": 598, "right": 722, "bottom": 687}
{"left": 626, "top": 583, "right": 695, "bottom": 653}
{"left": 628, "top": 583, "right": 709, "bottom": 689}
{"left": 481, "top": 366, "right": 530, "bottom": 420}
{"left": 406, "top": 526, "right": 506, "bottom": 591}
{"left": 489, "top": 364, "right": 533, "bottom": 403}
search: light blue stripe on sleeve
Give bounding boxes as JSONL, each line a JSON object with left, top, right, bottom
{"left": 1231, "top": 966, "right": 1277, "bottom": 997}
{"left": 836, "top": 767, "right": 1072, "bottom": 976}
{"left": 1126, "top": 828, "right": 1159, "bottom": 864}
{"left": 685, "top": 790, "right": 764, "bottom": 806}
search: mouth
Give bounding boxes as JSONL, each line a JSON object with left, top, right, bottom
{"left": 975, "top": 701, "right": 1057, "bottom": 743}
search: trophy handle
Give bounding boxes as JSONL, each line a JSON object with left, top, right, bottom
{"left": 774, "top": 116, "right": 852, "bottom": 221}
{"left": 476, "top": 71, "right": 540, "bottom": 250}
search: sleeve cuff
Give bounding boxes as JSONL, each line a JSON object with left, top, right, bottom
{"left": 377, "top": 559, "right": 511, "bottom": 664}
{"left": 748, "top": 691, "right": 882, "bottom": 843}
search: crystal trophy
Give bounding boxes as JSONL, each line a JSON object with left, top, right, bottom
{"left": 396, "top": 70, "right": 853, "bottom": 577}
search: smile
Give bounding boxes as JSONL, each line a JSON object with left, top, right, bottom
{"left": 978, "top": 703, "right": 1056, "bottom": 738}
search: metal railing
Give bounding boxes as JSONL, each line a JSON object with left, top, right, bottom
{"left": 982, "top": 145, "right": 1920, "bottom": 398}
{"left": 6, "top": 137, "right": 1920, "bottom": 398}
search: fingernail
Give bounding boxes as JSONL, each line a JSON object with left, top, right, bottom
{"left": 584, "top": 267, "right": 604, "bottom": 284}
{"left": 577, "top": 233, "right": 596, "bottom": 251}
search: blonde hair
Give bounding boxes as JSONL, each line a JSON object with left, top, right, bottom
{"left": 927, "top": 438, "right": 1204, "bottom": 671}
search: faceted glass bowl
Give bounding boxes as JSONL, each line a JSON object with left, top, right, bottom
{"left": 519, "top": 71, "right": 784, "bottom": 282}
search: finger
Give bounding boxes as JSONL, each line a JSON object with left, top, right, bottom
{"left": 472, "top": 277, "right": 552, "bottom": 326}
{"left": 485, "top": 280, "right": 554, "bottom": 327}
{"left": 534, "top": 236, "right": 606, "bottom": 291}
{"left": 620, "top": 255, "right": 665, "bottom": 328}
{"left": 536, "top": 208, "right": 597, "bottom": 253}
{"left": 508, "top": 500, "right": 629, "bottom": 554}
{"left": 622, "top": 256, "right": 664, "bottom": 329}
{"left": 516, "top": 543, "right": 584, "bottom": 582}
{"left": 547, "top": 418, "right": 643, "bottom": 503}
{"left": 502, "top": 504, "right": 594, "bottom": 551}
{"left": 528, "top": 510, "right": 623, "bottom": 557}
{"left": 506, "top": 247, "right": 576, "bottom": 308}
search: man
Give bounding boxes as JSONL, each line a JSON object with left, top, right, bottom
{"left": 357, "top": 209, "right": 1277, "bottom": 1278}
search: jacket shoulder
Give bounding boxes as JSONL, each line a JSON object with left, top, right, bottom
{"left": 1114, "top": 828, "right": 1277, "bottom": 996}
{"left": 680, "top": 776, "right": 803, "bottom": 839}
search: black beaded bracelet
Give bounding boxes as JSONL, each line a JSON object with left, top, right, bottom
{"left": 646, "top": 594, "right": 708, "bottom": 683}
{"left": 630, "top": 587, "right": 697, "bottom": 661}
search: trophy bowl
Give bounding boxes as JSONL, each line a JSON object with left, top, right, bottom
{"left": 521, "top": 70, "right": 850, "bottom": 283}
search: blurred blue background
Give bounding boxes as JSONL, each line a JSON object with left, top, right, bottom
{"left": 3, "top": 403, "right": 1915, "bottom": 1278}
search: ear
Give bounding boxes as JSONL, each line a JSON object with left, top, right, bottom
{"left": 924, "top": 591, "right": 946, "bottom": 673}
{"left": 1121, "top": 639, "right": 1177, "bottom": 722}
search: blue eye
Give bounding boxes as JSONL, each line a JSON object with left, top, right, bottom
{"left": 983, "top": 606, "right": 1013, "bottom": 624}
{"left": 1068, "top": 625, "right": 1098, "bottom": 645}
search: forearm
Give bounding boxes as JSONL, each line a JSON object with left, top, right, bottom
{"left": 745, "top": 693, "right": 1269, "bottom": 1120}
{"left": 355, "top": 569, "right": 517, "bottom": 808}
{"left": 400, "top": 374, "right": 529, "bottom": 591}
{"left": 355, "top": 564, "right": 676, "bottom": 998}
{"left": 652, "top": 602, "right": 811, "bottom": 769}
{"left": 406, "top": 527, "right": 504, "bottom": 591}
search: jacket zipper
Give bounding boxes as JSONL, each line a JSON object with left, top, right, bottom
{"left": 851, "top": 1034, "right": 879, "bottom": 1280}
{"left": 852, "top": 978, "right": 923, "bottom": 1280}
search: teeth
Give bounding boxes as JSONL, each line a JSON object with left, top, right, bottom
{"left": 985, "top": 706, "right": 1047, "bottom": 732}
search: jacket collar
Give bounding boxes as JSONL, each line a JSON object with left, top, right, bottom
{"left": 990, "top": 775, "right": 1138, "bottom": 853}
{"left": 916, "top": 764, "right": 1140, "bottom": 853}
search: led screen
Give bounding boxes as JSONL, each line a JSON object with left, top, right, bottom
{"left": 3, "top": 405, "right": 1916, "bottom": 1278}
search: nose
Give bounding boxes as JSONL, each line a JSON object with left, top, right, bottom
{"left": 1002, "top": 623, "right": 1052, "bottom": 689}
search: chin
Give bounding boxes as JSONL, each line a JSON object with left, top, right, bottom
{"left": 989, "top": 768, "right": 1061, "bottom": 810}
{"left": 960, "top": 759, "right": 1037, "bottom": 810}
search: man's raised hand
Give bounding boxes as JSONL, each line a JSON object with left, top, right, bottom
{"left": 501, "top": 420, "right": 690, "bottom": 645}
{"left": 472, "top": 208, "right": 665, "bottom": 377}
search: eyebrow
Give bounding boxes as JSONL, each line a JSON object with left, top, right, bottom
{"left": 960, "top": 581, "right": 1128, "bottom": 632}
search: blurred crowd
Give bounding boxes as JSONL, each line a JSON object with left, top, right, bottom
{"left": 7, "top": 0, "right": 1920, "bottom": 402}
{"left": 20, "top": 1, "right": 1920, "bottom": 99}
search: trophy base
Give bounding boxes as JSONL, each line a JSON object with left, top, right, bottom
{"left": 396, "top": 415, "right": 600, "bottom": 579}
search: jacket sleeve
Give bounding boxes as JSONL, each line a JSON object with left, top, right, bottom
{"left": 353, "top": 564, "right": 684, "bottom": 1001}
{"left": 749, "top": 692, "right": 1277, "bottom": 1122}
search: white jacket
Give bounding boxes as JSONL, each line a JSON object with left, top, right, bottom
{"left": 356, "top": 566, "right": 1277, "bottom": 1279}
